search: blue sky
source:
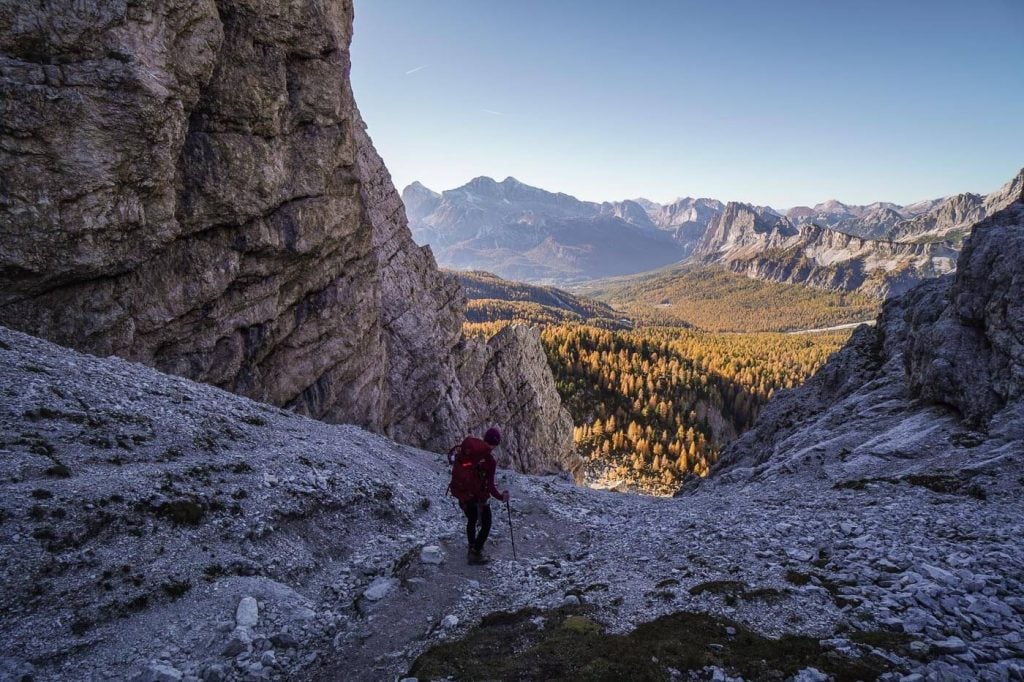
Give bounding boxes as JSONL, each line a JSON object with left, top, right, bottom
{"left": 351, "top": 1, "right": 1024, "bottom": 207}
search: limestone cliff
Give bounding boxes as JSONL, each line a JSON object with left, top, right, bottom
{"left": 694, "top": 203, "right": 958, "bottom": 298}
{"left": 0, "top": 0, "right": 575, "bottom": 472}
{"left": 714, "top": 201, "right": 1024, "bottom": 485}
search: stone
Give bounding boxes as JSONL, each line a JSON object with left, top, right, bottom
{"left": 786, "top": 548, "right": 814, "bottom": 562}
{"left": 236, "top": 597, "right": 259, "bottom": 628}
{"left": 137, "top": 663, "right": 184, "bottom": 682}
{"left": 920, "top": 565, "right": 958, "bottom": 587}
{"left": 363, "top": 577, "right": 396, "bottom": 602}
{"left": 269, "top": 632, "right": 298, "bottom": 650}
{"left": 201, "top": 664, "right": 227, "bottom": 682}
{"left": 790, "top": 669, "right": 829, "bottom": 682}
{"left": 221, "top": 628, "right": 252, "bottom": 658}
{"left": 441, "top": 615, "right": 458, "bottom": 630}
{"left": 932, "top": 637, "right": 969, "bottom": 655}
{"left": 420, "top": 546, "right": 444, "bottom": 565}
{"left": 561, "top": 595, "right": 581, "bottom": 607}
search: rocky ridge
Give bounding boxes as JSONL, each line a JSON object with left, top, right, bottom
{"left": 1, "top": 324, "right": 1022, "bottom": 681}
{"left": 0, "top": 0, "right": 574, "bottom": 472}
{"left": 783, "top": 170, "right": 1024, "bottom": 245}
{"left": 409, "top": 170, "right": 1022, "bottom": 298}
{"left": 693, "top": 203, "right": 959, "bottom": 297}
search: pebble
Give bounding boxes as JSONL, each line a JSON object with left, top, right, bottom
{"left": 221, "top": 628, "right": 252, "bottom": 658}
{"left": 932, "top": 637, "right": 969, "bottom": 655}
{"left": 364, "top": 577, "right": 396, "bottom": 602}
{"left": 236, "top": 597, "right": 259, "bottom": 628}
{"left": 269, "top": 632, "right": 298, "bottom": 649}
{"left": 441, "top": 615, "right": 458, "bottom": 629}
{"left": 420, "top": 545, "right": 444, "bottom": 564}
{"left": 137, "top": 663, "right": 183, "bottom": 682}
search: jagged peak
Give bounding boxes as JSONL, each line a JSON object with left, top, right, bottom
{"left": 402, "top": 180, "right": 439, "bottom": 197}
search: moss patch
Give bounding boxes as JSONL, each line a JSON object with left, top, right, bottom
{"left": 849, "top": 630, "right": 915, "bottom": 654}
{"left": 408, "top": 607, "right": 891, "bottom": 681}
{"left": 157, "top": 499, "right": 205, "bottom": 525}
{"left": 688, "top": 580, "right": 745, "bottom": 597}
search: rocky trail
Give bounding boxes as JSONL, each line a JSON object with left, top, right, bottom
{"left": 2, "top": 319, "right": 1022, "bottom": 681}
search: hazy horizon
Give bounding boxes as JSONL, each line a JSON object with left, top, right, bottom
{"left": 398, "top": 170, "right": 1018, "bottom": 211}
{"left": 351, "top": 1, "right": 1024, "bottom": 208}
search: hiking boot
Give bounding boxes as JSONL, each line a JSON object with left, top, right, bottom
{"left": 467, "top": 548, "right": 490, "bottom": 565}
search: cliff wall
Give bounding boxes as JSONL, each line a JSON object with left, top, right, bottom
{"left": 0, "top": 0, "right": 576, "bottom": 472}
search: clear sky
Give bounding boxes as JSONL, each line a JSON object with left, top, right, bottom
{"left": 351, "top": 1, "right": 1024, "bottom": 208}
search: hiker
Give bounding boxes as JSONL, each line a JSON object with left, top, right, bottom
{"left": 448, "top": 426, "right": 511, "bottom": 565}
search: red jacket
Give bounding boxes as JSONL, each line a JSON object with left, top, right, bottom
{"left": 449, "top": 436, "right": 503, "bottom": 503}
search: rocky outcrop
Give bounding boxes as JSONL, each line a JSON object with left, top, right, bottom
{"left": 714, "top": 201, "right": 1024, "bottom": 484}
{"left": 0, "top": 1, "right": 574, "bottom": 472}
{"left": 456, "top": 325, "right": 580, "bottom": 476}
{"left": 694, "top": 203, "right": 958, "bottom": 297}
{"left": 905, "top": 203, "right": 1024, "bottom": 424}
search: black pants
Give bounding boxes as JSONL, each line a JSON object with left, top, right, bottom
{"left": 460, "top": 501, "right": 492, "bottom": 551}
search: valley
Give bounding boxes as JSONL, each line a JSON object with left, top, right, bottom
{"left": 577, "top": 264, "right": 878, "bottom": 333}
{"left": 1, "top": 0, "right": 1022, "bottom": 681}
{"left": 459, "top": 272, "right": 850, "bottom": 495}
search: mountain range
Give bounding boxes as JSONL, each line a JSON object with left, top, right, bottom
{"left": 403, "top": 177, "right": 686, "bottom": 283}
{"left": 405, "top": 169, "right": 1024, "bottom": 296}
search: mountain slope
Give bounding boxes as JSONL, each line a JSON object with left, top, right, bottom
{"left": 454, "top": 270, "right": 627, "bottom": 327}
{"left": 783, "top": 170, "right": 1024, "bottom": 245}
{"left": 886, "top": 169, "right": 1024, "bottom": 244}
{"left": 693, "top": 202, "right": 960, "bottom": 297}
{"left": 403, "top": 177, "right": 687, "bottom": 283}
{"left": 580, "top": 263, "right": 878, "bottom": 332}
{"left": 716, "top": 201, "right": 1024, "bottom": 484}
{"left": 2, "top": 324, "right": 1021, "bottom": 681}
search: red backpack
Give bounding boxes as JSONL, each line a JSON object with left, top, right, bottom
{"left": 447, "top": 442, "right": 486, "bottom": 502}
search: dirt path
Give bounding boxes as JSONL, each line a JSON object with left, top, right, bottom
{"left": 312, "top": 467, "right": 585, "bottom": 681}
{"left": 784, "top": 319, "right": 875, "bottom": 334}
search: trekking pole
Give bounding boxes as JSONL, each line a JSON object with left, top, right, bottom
{"left": 505, "top": 499, "right": 517, "bottom": 560}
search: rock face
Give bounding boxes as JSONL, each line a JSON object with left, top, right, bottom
{"left": 693, "top": 203, "right": 959, "bottom": 298}
{"left": 714, "top": 201, "right": 1024, "bottom": 483}
{"left": 456, "top": 324, "right": 580, "bottom": 475}
{"left": 905, "top": 203, "right": 1024, "bottom": 424}
{"left": 0, "top": 0, "right": 574, "bottom": 472}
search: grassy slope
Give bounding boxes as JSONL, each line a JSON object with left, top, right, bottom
{"left": 576, "top": 263, "right": 879, "bottom": 333}
{"left": 453, "top": 270, "right": 630, "bottom": 328}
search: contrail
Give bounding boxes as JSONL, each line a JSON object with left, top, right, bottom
{"left": 482, "top": 109, "right": 505, "bottom": 116}
{"left": 405, "top": 65, "right": 429, "bottom": 75}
